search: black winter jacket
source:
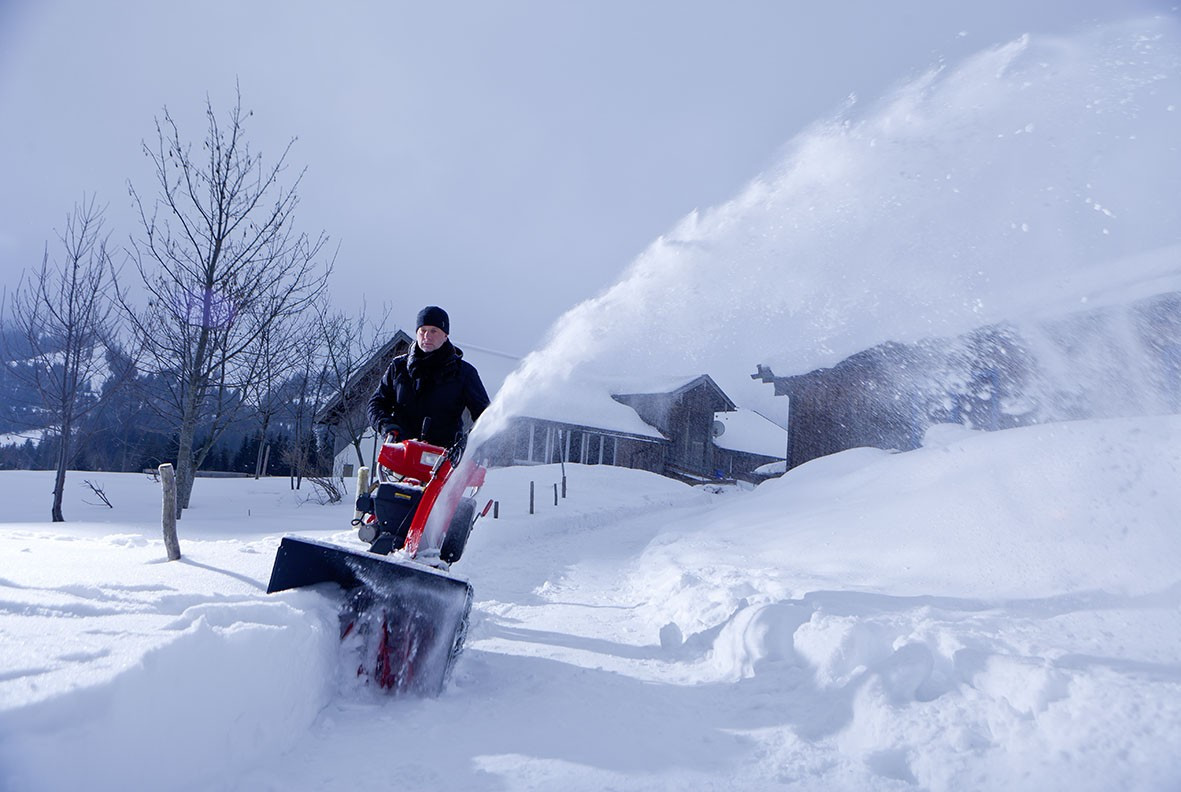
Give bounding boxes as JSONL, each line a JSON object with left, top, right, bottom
{"left": 367, "top": 340, "right": 490, "bottom": 448}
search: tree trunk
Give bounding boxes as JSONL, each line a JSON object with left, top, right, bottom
{"left": 253, "top": 410, "right": 271, "bottom": 479}
{"left": 175, "top": 400, "right": 199, "bottom": 517}
{"left": 51, "top": 347, "right": 79, "bottom": 522}
{"left": 51, "top": 428, "right": 68, "bottom": 523}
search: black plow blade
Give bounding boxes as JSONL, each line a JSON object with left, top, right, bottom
{"left": 267, "top": 536, "right": 474, "bottom": 695}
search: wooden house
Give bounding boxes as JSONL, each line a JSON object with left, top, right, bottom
{"left": 484, "top": 374, "right": 785, "bottom": 483}
{"left": 752, "top": 290, "right": 1181, "bottom": 471}
{"left": 612, "top": 375, "right": 737, "bottom": 481}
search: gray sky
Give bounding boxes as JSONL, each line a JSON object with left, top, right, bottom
{"left": 0, "top": 0, "right": 1169, "bottom": 354}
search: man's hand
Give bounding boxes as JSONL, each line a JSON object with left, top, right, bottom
{"left": 381, "top": 423, "right": 403, "bottom": 442}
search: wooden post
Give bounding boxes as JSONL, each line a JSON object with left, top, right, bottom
{"left": 493, "top": 500, "right": 499, "bottom": 519}
{"left": 558, "top": 430, "right": 568, "bottom": 499}
{"left": 353, "top": 466, "right": 370, "bottom": 521}
{"left": 160, "top": 463, "right": 181, "bottom": 561}
{"left": 529, "top": 481, "right": 535, "bottom": 515}
{"left": 553, "top": 482, "right": 558, "bottom": 506}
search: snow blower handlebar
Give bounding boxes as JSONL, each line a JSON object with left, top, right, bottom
{"left": 360, "top": 435, "right": 486, "bottom": 558}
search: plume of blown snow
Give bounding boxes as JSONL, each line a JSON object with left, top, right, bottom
{"left": 471, "top": 17, "right": 1180, "bottom": 446}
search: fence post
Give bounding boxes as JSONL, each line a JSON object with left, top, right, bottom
{"left": 354, "top": 466, "right": 370, "bottom": 522}
{"left": 159, "top": 463, "right": 181, "bottom": 561}
{"left": 494, "top": 500, "right": 499, "bottom": 519}
{"left": 558, "top": 431, "right": 567, "bottom": 499}
{"left": 553, "top": 482, "right": 558, "bottom": 506}
{"left": 529, "top": 481, "right": 535, "bottom": 515}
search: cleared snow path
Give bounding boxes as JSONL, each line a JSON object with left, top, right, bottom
{"left": 3, "top": 419, "right": 1181, "bottom": 791}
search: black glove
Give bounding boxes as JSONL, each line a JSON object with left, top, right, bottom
{"left": 380, "top": 422, "right": 403, "bottom": 441}
{"left": 447, "top": 431, "right": 468, "bottom": 465}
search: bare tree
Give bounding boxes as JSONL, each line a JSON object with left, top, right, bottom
{"left": 316, "top": 304, "right": 393, "bottom": 470}
{"left": 284, "top": 314, "right": 331, "bottom": 489}
{"left": 3, "top": 197, "right": 123, "bottom": 521}
{"left": 240, "top": 315, "right": 309, "bottom": 479}
{"left": 124, "top": 91, "right": 331, "bottom": 516}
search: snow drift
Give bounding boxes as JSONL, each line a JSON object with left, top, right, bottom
{"left": 3, "top": 413, "right": 1180, "bottom": 790}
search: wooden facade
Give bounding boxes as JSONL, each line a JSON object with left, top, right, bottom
{"left": 754, "top": 291, "right": 1181, "bottom": 471}
{"left": 613, "top": 375, "right": 738, "bottom": 480}
{"left": 753, "top": 326, "right": 1040, "bottom": 471}
{"left": 483, "top": 417, "right": 667, "bottom": 472}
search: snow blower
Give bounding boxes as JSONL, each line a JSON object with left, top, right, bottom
{"left": 267, "top": 435, "right": 491, "bottom": 695}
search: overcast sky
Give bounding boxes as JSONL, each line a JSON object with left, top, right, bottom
{"left": 0, "top": 0, "right": 1170, "bottom": 355}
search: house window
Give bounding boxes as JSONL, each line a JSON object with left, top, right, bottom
{"left": 547, "top": 428, "right": 562, "bottom": 464}
{"left": 531, "top": 424, "right": 547, "bottom": 463}
{"left": 586, "top": 433, "right": 601, "bottom": 464}
{"left": 342, "top": 463, "right": 354, "bottom": 478}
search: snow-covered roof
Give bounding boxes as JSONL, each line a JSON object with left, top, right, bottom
{"left": 712, "top": 409, "right": 788, "bottom": 459}
{"left": 499, "top": 370, "right": 773, "bottom": 443}
{"left": 610, "top": 374, "right": 711, "bottom": 396}
{"left": 508, "top": 380, "right": 666, "bottom": 440}
{"left": 612, "top": 373, "right": 738, "bottom": 410}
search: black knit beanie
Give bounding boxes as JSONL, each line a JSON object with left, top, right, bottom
{"left": 416, "top": 305, "right": 450, "bottom": 335}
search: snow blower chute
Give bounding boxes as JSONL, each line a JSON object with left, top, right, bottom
{"left": 267, "top": 436, "right": 491, "bottom": 695}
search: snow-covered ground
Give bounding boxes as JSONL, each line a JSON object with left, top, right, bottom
{"left": 2, "top": 413, "right": 1180, "bottom": 791}
{"left": 0, "top": 431, "right": 43, "bottom": 448}
{"left": 4, "top": 15, "right": 1180, "bottom": 792}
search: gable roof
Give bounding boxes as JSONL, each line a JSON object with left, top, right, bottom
{"left": 315, "top": 330, "right": 413, "bottom": 425}
{"left": 612, "top": 373, "right": 737, "bottom": 412}
{"left": 510, "top": 381, "right": 668, "bottom": 440}
{"left": 507, "top": 372, "right": 748, "bottom": 441}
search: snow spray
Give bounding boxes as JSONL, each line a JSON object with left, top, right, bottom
{"left": 439, "top": 16, "right": 1181, "bottom": 527}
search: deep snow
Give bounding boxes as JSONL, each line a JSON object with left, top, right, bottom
{"left": 2, "top": 414, "right": 1181, "bottom": 791}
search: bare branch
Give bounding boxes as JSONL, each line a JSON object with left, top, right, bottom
{"left": 123, "top": 91, "right": 333, "bottom": 514}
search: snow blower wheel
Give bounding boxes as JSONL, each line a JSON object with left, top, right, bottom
{"left": 440, "top": 496, "right": 477, "bottom": 563}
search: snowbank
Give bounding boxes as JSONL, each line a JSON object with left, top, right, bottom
{"left": 2, "top": 414, "right": 1180, "bottom": 790}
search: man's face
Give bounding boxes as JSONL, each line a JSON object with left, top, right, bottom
{"left": 417, "top": 325, "right": 447, "bottom": 352}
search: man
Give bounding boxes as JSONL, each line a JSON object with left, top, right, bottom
{"left": 367, "top": 306, "right": 491, "bottom": 448}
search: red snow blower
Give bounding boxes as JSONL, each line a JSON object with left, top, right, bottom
{"left": 266, "top": 435, "right": 491, "bottom": 695}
